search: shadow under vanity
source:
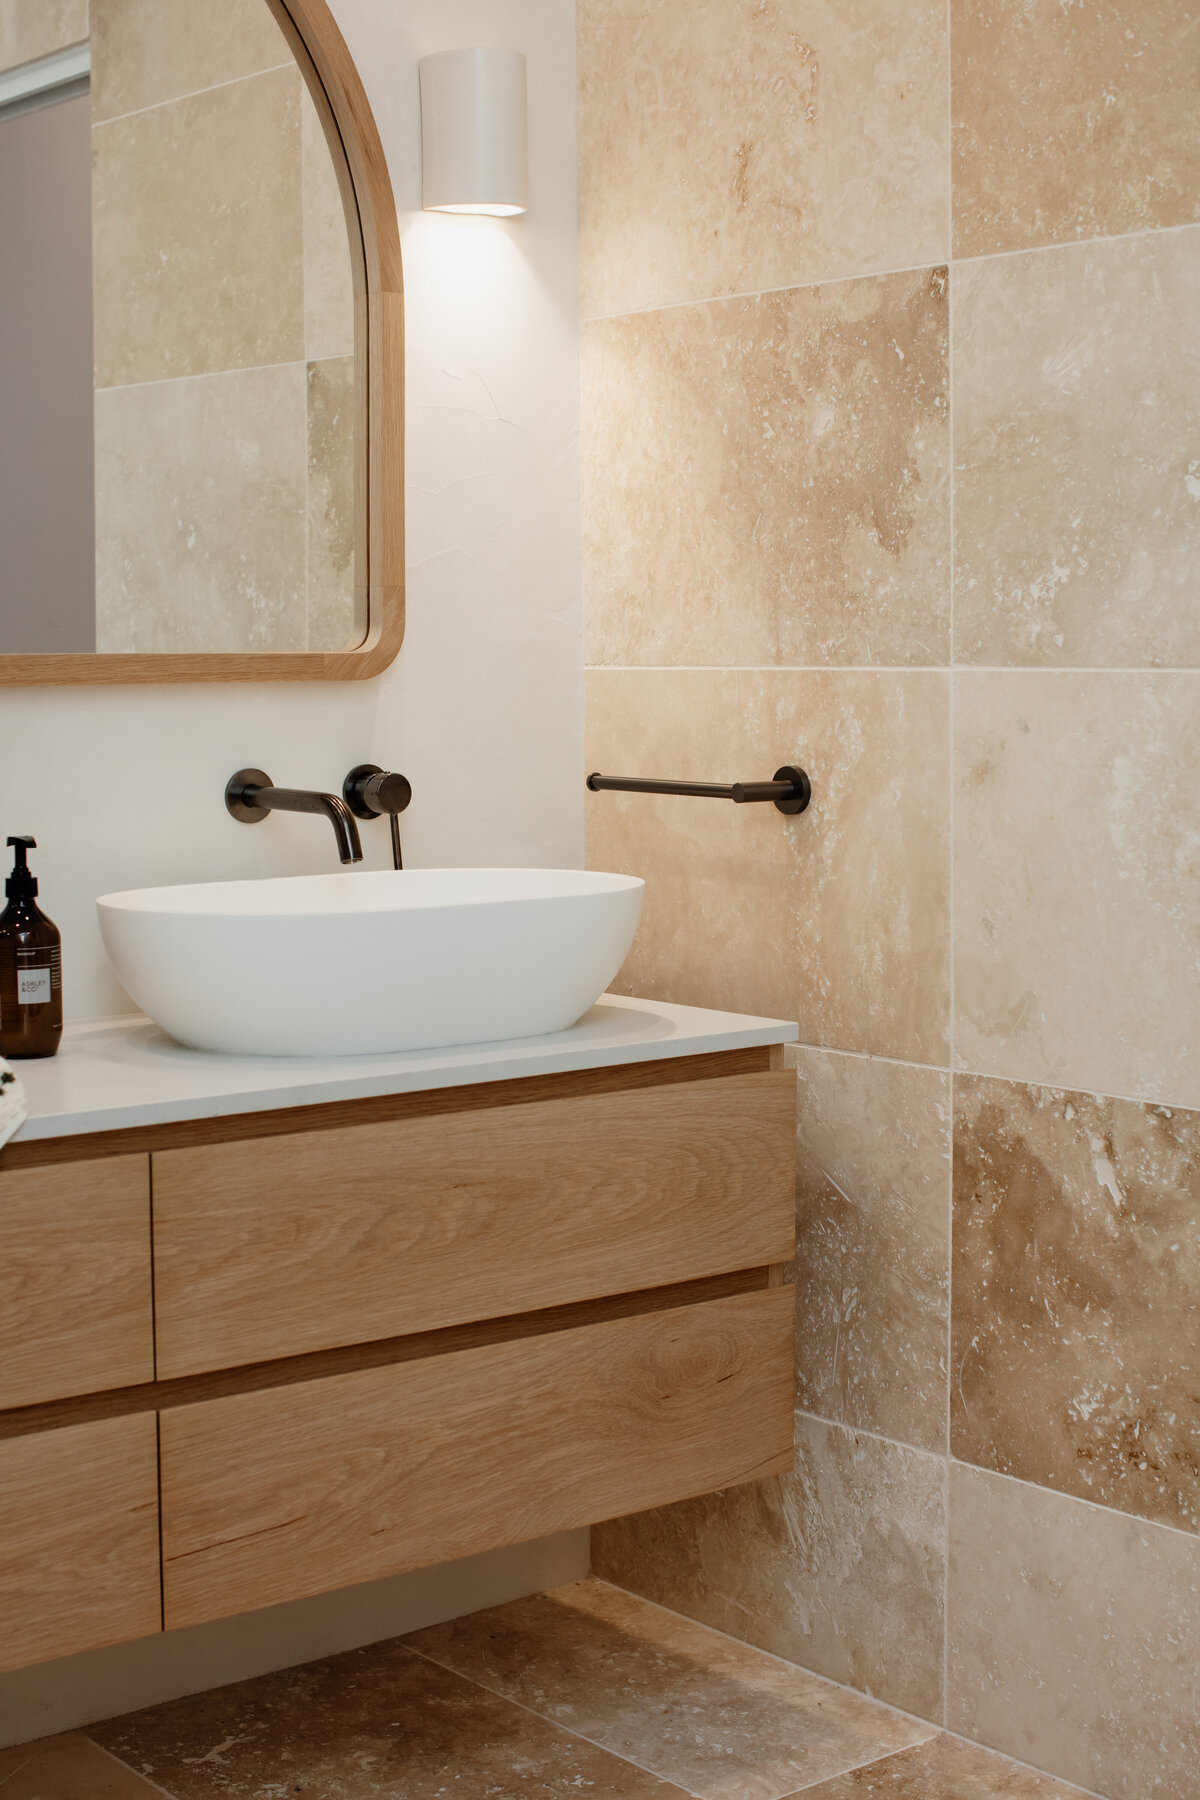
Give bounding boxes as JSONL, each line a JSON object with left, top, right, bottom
{"left": 0, "top": 999, "right": 797, "bottom": 1673}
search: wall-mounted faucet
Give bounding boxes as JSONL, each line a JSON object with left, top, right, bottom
{"left": 225, "top": 769, "right": 363, "bottom": 865}
{"left": 343, "top": 764, "right": 412, "bottom": 869}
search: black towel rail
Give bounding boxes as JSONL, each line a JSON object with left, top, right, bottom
{"left": 586, "top": 765, "right": 811, "bottom": 816}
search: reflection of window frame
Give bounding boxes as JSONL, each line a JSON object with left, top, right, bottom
{"left": 0, "top": 42, "right": 90, "bottom": 123}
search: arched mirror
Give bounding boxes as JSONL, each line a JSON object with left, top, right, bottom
{"left": 0, "top": 0, "right": 402, "bottom": 683}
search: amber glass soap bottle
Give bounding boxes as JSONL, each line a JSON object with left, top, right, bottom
{"left": 0, "top": 835, "right": 62, "bottom": 1058}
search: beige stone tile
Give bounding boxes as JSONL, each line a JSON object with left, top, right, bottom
{"left": 94, "top": 364, "right": 307, "bottom": 654}
{"left": 594, "top": 1416, "right": 946, "bottom": 1721}
{"left": 951, "top": 0, "right": 1200, "bottom": 259}
{"left": 947, "top": 1462, "right": 1200, "bottom": 1799}
{"left": 954, "top": 230, "right": 1200, "bottom": 668}
{"left": 90, "top": 0, "right": 290, "bottom": 122}
{"left": 951, "top": 1073, "right": 1200, "bottom": 1534}
{"left": 92, "top": 65, "right": 304, "bottom": 387}
{"left": 953, "top": 671, "right": 1200, "bottom": 1105}
{"left": 584, "top": 270, "right": 950, "bottom": 670}
{"left": 586, "top": 669, "right": 950, "bottom": 1064}
{"left": 578, "top": 0, "right": 948, "bottom": 317}
{"left": 0, "top": 0, "right": 87, "bottom": 75}
{"left": 408, "top": 1576, "right": 934, "bottom": 1799}
{"left": 90, "top": 1637, "right": 686, "bottom": 1798}
{"left": 302, "top": 82, "right": 356, "bottom": 363}
{"left": 799, "top": 1732, "right": 1091, "bottom": 1797}
{"left": 792, "top": 1049, "right": 949, "bottom": 1452}
{"left": 0, "top": 1734, "right": 165, "bottom": 1797}
{"left": 307, "top": 356, "right": 362, "bottom": 652}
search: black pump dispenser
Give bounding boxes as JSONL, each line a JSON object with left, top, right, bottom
{"left": 0, "top": 836, "right": 62, "bottom": 1058}
{"left": 6, "top": 835, "right": 38, "bottom": 901}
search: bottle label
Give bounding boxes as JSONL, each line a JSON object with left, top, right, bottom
{"left": 18, "top": 968, "right": 51, "bottom": 1005}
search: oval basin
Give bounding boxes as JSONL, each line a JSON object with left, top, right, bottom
{"left": 97, "top": 868, "right": 644, "bottom": 1057}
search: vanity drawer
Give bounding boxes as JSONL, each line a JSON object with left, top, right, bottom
{"left": 160, "top": 1285, "right": 794, "bottom": 1629}
{"left": 0, "top": 1414, "right": 161, "bottom": 1672}
{"left": 152, "top": 1071, "right": 795, "bottom": 1378}
{"left": 0, "top": 1156, "right": 155, "bottom": 1409}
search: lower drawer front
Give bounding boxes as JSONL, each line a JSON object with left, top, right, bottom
{"left": 160, "top": 1285, "right": 794, "bottom": 1630}
{"left": 0, "top": 1414, "right": 161, "bottom": 1673}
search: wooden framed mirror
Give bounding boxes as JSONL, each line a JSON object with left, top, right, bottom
{"left": 0, "top": 0, "right": 402, "bottom": 684}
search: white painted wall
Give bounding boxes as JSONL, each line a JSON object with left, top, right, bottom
{"left": 0, "top": 0, "right": 586, "bottom": 1740}
{"left": 0, "top": 0, "right": 583, "bottom": 1023}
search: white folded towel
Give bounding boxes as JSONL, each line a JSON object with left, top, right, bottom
{"left": 0, "top": 1057, "right": 27, "bottom": 1148}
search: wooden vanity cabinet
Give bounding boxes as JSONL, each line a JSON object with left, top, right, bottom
{"left": 0, "top": 1047, "right": 796, "bottom": 1667}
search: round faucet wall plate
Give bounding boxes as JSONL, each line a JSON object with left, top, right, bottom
{"left": 225, "top": 768, "right": 273, "bottom": 824}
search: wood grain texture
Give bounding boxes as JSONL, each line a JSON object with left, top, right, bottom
{"left": 0, "top": 0, "right": 402, "bottom": 686}
{"left": 161, "top": 1286, "right": 795, "bottom": 1628}
{"left": 0, "top": 1413, "right": 160, "bottom": 1672}
{"left": 153, "top": 1071, "right": 796, "bottom": 1377}
{"left": 0, "top": 1156, "right": 153, "bottom": 1410}
{"left": 0, "top": 1267, "right": 778, "bottom": 1441}
{"left": 0, "top": 1047, "right": 774, "bottom": 1173}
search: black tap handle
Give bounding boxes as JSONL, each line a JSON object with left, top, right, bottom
{"left": 343, "top": 764, "right": 412, "bottom": 820}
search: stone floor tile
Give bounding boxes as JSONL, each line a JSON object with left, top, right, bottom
{"left": 794, "top": 1732, "right": 1093, "bottom": 1795}
{"left": 88, "top": 1638, "right": 686, "bottom": 1799}
{"left": 405, "top": 1578, "right": 935, "bottom": 1800}
{"left": 0, "top": 1733, "right": 169, "bottom": 1797}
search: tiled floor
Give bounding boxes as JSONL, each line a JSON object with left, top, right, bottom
{"left": 4, "top": 1580, "right": 1090, "bottom": 1798}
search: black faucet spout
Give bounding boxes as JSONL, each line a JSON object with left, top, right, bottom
{"left": 225, "top": 770, "right": 364, "bottom": 865}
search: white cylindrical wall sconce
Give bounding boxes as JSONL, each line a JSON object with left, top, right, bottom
{"left": 419, "top": 48, "right": 528, "bottom": 217}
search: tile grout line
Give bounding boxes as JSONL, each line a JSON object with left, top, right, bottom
{"left": 586, "top": 665, "right": 1200, "bottom": 675}
{"left": 582, "top": 256, "right": 949, "bottom": 325}
{"left": 398, "top": 1640, "right": 707, "bottom": 1799}
{"left": 95, "top": 354, "right": 348, "bottom": 398}
{"left": 788, "top": 1038, "right": 1200, "bottom": 1122}
{"left": 786, "top": 1041, "right": 951, "bottom": 1078}
{"left": 796, "top": 1404, "right": 1200, "bottom": 1548}
{"left": 943, "top": 0, "right": 957, "bottom": 1725}
{"left": 952, "top": 216, "right": 1199, "bottom": 271}
{"left": 592, "top": 1579, "right": 1106, "bottom": 1799}
{"left": 92, "top": 60, "right": 296, "bottom": 131}
{"left": 404, "top": 1635, "right": 943, "bottom": 1800}
{"left": 944, "top": 0, "right": 956, "bottom": 1725}
{"left": 795, "top": 1406, "right": 943, "bottom": 1464}
{"left": 83, "top": 1736, "right": 182, "bottom": 1800}
{"left": 0, "top": 1748, "right": 38, "bottom": 1793}
{"left": 580, "top": 221, "right": 1198, "bottom": 326}
{"left": 948, "top": 1453, "right": 1200, "bottom": 1547}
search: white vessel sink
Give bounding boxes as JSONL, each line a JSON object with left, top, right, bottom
{"left": 97, "top": 868, "right": 644, "bottom": 1057}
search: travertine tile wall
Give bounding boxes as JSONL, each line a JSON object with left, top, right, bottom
{"left": 87, "top": 0, "right": 359, "bottom": 652}
{"left": 0, "top": 0, "right": 87, "bottom": 70}
{"left": 580, "top": 4, "right": 1200, "bottom": 1796}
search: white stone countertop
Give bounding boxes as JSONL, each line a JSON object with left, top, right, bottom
{"left": 9, "top": 995, "right": 798, "bottom": 1143}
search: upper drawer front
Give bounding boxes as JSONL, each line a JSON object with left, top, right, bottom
{"left": 160, "top": 1285, "right": 795, "bottom": 1629}
{"left": 0, "top": 1413, "right": 161, "bottom": 1672}
{"left": 0, "top": 1155, "right": 154, "bottom": 1410}
{"left": 153, "top": 1070, "right": 795, "bottom": 1379}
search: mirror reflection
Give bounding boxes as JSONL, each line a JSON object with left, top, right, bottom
{"left": 0, "top": 0, "right": 362, "bottom": 656}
